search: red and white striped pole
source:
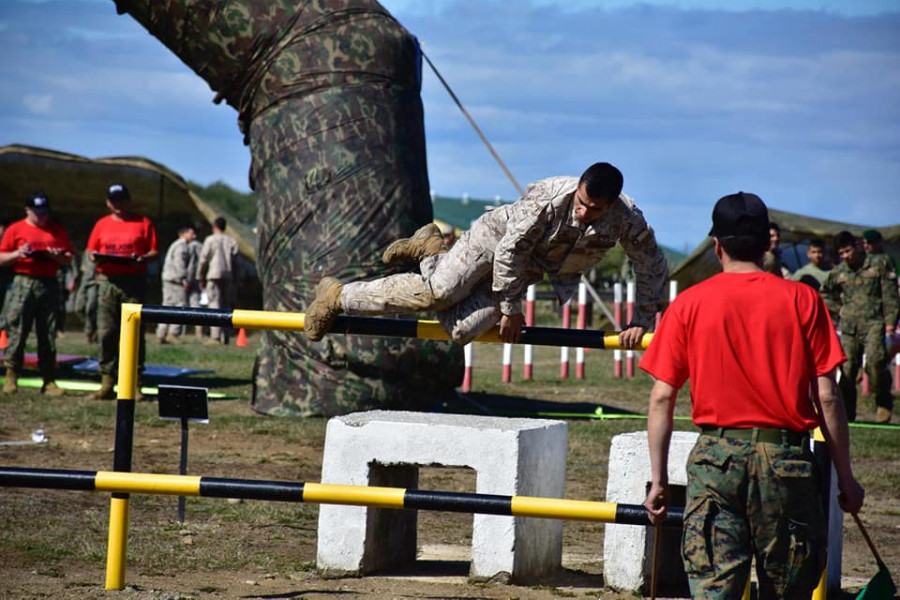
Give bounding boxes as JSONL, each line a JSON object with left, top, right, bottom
{"left": 502, "top": 342, "right": 513, "bottom": 383}
{"left": 626, "top": 281, "right": 635, "bottom": 378}
{"left": 894, "top": 353, "right": 899, "bottom": 392}
{"left": 576, "top": 282, "right": 587, "bottom": 380}
{"left": 861, "top": 354, "right": 870, "bottom": 396}
{"left": 523, "top": 284, "right": 536, "bottom": 380}
{"left": 462, "top": 343, "right": 473, "bottom": 392}
{"left": 613, "top": 282, "right": 623, "bottom": 379}
{"left": 560, "top": 299, "right": 571, "bottom": 379}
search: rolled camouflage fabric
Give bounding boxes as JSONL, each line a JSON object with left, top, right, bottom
{"left": 115, "top": 0, "right": 462, "bottom": 416}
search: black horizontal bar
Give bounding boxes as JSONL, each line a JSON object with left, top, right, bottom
{"left": 616, "top": 503, "right": 684, "bottom": 527}
{"left": 0, "top": 467, "right": 96, "bottom": 491}
{"left": 404, "top": 489, "right": 513, "bottom": 515}
{"left": 519, "top": 326, "right": 608, "bottom": 349}
{"left": 141, "top": 306, "right": 232, "bottom": 327}
{"left": 200, "top": 478, "right": 306, "bottom": 502}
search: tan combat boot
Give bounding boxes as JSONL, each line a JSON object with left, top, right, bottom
{"left": 875, "top": 406, "right": 892, "bottom": 424}
{"left": 3, "top": 368, "right": 18, "bottom": 394}
{"left": 304, "top": 277, "right": 344, "bottom": 341}
{"left": 382, "top": 223, "right": 445, "bottom": 266}
{"left": 89, "top": 374, "right": 116, "bottom": 401}
{"left": 41, "top": 381, "right": 66, "bottom": 397}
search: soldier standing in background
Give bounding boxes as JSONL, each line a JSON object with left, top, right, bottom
{"left": 862, "top": 229, "right": 897, "bottom": 274}
{"left": 790, "top": 238, "right": 831, "bottom": 290}
{"left": 0, "top": 192, "right": 74, "bottom": 396}
{"left": 73, "top": 252, "right": 99, "bottom": 343}
{"left": 86, "top": 183, "right": 159, "bottom": 400}
{"left": 763, "top": 221, "right": 791, "bottom": 278}
{"left": 186, "top": 226, "right": 204, "bottom": 338}
{"left": 157, "top": 224, "right": 197, "bottom": 344}
{"left": 198, "top": 217, "right": 239, "bottom": 345}
{"left": 821, "top": 230, "right": 900, "bottom": 423}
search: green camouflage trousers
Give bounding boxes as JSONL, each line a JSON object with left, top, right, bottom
{"left": 683, "top": 434, "right": 826, "bottom": 600}
{"left": 838, "top": 320, "right": 892, "bottom": 420}
{"left": 97, "top": 275, "right": 147, "bottom": 375}
{"left": 3, "top": 275, "right": 59, "bottom": 379}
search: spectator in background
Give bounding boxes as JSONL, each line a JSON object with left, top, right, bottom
{"left": 862, "top": 229, "right": 896, "bottom": 273}
{"left": 186, "top": 225, "right": 204, "bottom": 338}
{"left": 763, "top": 221, "right": 791, "bottom": 278}
{"left": 198, "top": 216, "right": 239, "bottom": 345}
{"left": 86, "top": 183, "right": 159, "bottom": 400}
{"left": 821, "top": 231, "right": 899, "bottom": 423}
{"left": 790, "top": 238, "right": 831, "bottom": 290}
{"left": 0, "top": 216, "right": 13, "bottom": 330}
{"left": 73, "top": 252, "right": 99, "bottom": 343}
{"left": 157, "top": 224, "right": 197, "bottom": 344}
{"left": 0, "top": 192, "right": 74, "bottom": 396}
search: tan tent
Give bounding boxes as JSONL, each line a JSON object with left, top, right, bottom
{"left": 0, "top": 144, "right": 259, "bottom": 305}
{"left": 671, "top": 207, "right": 900, "bottom": 291}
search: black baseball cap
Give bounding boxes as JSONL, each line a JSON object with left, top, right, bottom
{"left": 107, "top": 183, "right": 130, "bottom": 202}
{"left": 26, "top": 191, "right": 51, "bottom": 215}
{"left": 709, "top": 191, "right": 769, "bottom": 239}
{"left": 862, "top": 229, "right": 883, "bottom": 244}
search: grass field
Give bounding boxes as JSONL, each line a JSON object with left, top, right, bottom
{"left": 0, "top": 325, "right": 897, "bottom": 599}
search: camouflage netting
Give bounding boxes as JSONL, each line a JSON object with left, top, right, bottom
{"left": 115, "top": 0, "right": 462, "bottom": 416}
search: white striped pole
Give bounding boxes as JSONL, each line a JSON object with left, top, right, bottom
{"left": 502, "top": 343, "right": 513, "bottom": 383}
{"left": 894, "top": 352, "right": 899, "bottom": 391}
{"left": 560, "top": 300, "right": 571, "bottom": 379}
{"left": 626, "top": 282, "right": 635, "bottom": 378}
{"left": 861, "top": 353, "right": 869, "bottom": 396}
{"left": 523, "top": 284, "right": 536, "bottom": 380}
{"left": 576, "top": 282, "right": 587, "bottom": 380}
{"left": 462, "top": 343, "right": 473, "bottom": 392}
{"left": 613, "top": 283, "right": 623, "bottom": 379}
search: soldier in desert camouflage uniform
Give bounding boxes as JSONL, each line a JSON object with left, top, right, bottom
{"left": 114, "top": 0, "right": 462, "bottom": 416}
{"left": 306, "top": 163, "right": 668, "bottom": 347}
{"left": 821, "top": 230, "right": 899, "bottom": 423}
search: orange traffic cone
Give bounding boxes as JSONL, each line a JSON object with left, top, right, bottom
{"left": 236, "top": 328, "right": 247, "bottom": 348}
{"left": 0, "top": 330, "right": 7, "bottom": 350}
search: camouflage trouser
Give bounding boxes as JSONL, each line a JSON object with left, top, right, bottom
{"left": 205, "top": 279, "right": 234, "bottom": 343}
{"left": 838, "top": 321, "right": 892, "bottom": 420}
{"left": 683, "top": 434, "right": 825, "bottom": 600}
{"left": 97, "top": 274, "right": 147, "bottom": 375}
{"left": 80, "top": 283, "right": 98, "bottom": 337}
{"left": 187, "top": 283, "right": 202, "bottom": 337}
{"left": 156, "top": 280, "right": 187, "bottom": 339}
{"left": 342, "top": 238, "right": 504, "bottom": 344}
{"left": 3, "top": 275, "right": 59, "bottom": 379}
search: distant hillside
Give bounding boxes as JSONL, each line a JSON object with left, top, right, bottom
{"left": 188, "top": 180, "right": 256, "bottom": 226}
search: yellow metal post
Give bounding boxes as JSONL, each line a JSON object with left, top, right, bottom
{"left": 104, "top": 303, "right": 142, "bottom": 590}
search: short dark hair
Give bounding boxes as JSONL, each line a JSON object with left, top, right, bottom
{"left": 579, "top": 163, "right": 624, "bottom": 201}
{"left": 178, "top": 223, "right": 195, "bottom": 235}
{"left": 834, "top": 230, "right": 856, "bottom": 252}
{"left": 214, "top": 217, "right": 227, "bottom": 231}
{"left": 808, "top": 238, "right": 825, "bottom": 250}
{"left": 720, "top": 235, "right": 768, "bottom": 262}
{"left": 769, "top": 222, "right": 780, "bottom": 233}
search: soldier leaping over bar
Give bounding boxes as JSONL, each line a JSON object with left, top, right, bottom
{"left": 305, "top": 163, "right": 669, "bottom": 347}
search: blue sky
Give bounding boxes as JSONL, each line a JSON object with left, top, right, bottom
{"left": 1, "top": 0, "right": 898, "bottom": 251}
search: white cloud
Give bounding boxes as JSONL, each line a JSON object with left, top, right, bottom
{"left": 22, "top": 93, "right": 52, "bottom": 114}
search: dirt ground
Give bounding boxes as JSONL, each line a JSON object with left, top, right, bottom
{"left": 0, "top": 338, "right": 897, "bottom": 599}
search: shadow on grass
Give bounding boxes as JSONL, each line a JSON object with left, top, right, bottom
{"left": 436, "top": 391, "right": 638, "bottom": 420}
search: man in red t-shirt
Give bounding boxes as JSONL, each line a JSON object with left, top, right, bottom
{"left": 85, "top": 183, "right": 158, "bottom": 400}
{"left": 0, "top": 191, "right": 74, "bottom": 396}
{"left": 640, "top": 192, "right": 864, "bottom": 599}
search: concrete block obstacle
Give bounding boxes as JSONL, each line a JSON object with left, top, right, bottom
{"left": 316, "top": 410, "right": 568, "bottom": 583}
{"left": 603, "top": 430, "right": 697, "bottom": 596}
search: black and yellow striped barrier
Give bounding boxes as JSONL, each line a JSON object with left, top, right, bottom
{"left": 101, "top": 303, "right": 654, "bottom": 589}
{"left": 0, "top": 466, "right": 682, "bottom": 527}
{"left": 140, "top": 305, "right": 653, "bottom": 350}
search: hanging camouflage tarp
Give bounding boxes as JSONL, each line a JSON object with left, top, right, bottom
{"left": 113, "top": 0, "right": 462, "bottom": 416}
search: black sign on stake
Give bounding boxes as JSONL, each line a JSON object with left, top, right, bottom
{"left": 158, "top": 385, "right": 209, "bottom": 523}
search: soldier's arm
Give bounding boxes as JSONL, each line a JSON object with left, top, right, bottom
{"left": 881, "top": 262, "right": 900, "bottom": 334}
{"left": 819, "top": 272, "right": 841, "bottom": 324}
{"left": 619, "top": 207, "right": 668, "bottom": 328}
